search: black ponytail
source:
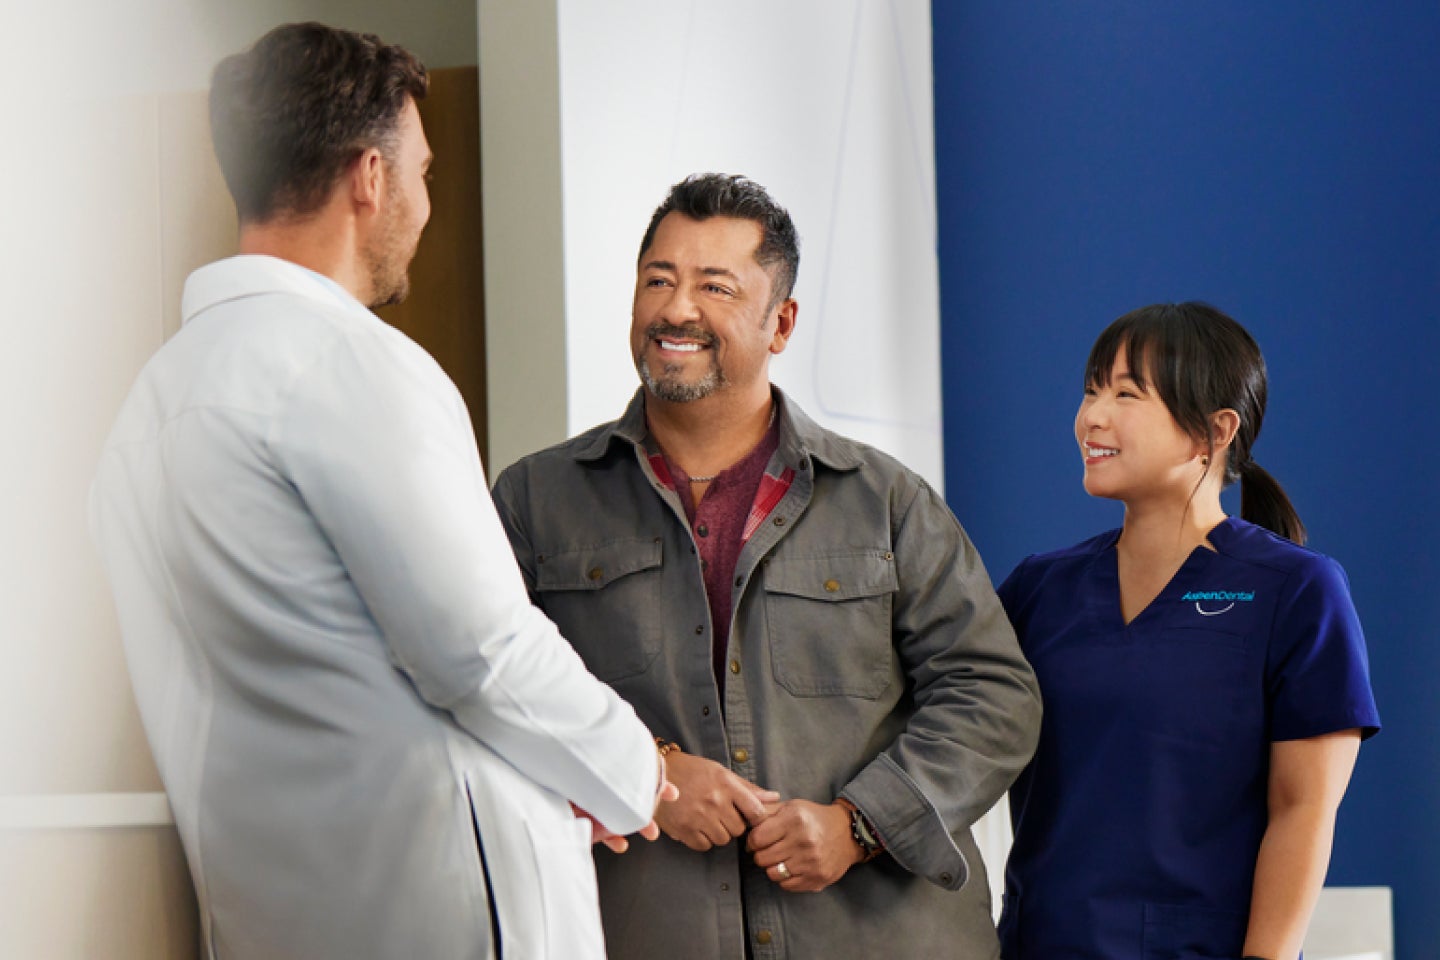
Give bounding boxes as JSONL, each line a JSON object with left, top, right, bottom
{"left": 1237, "top": 460, "right": 1306, "bottom": 545}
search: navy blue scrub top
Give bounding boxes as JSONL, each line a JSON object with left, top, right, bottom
{"left": 996, "top": 517, "right": 1380, "bottom": 960}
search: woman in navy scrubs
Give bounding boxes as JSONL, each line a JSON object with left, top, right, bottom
{"left": 997, "top": 303, "right": 1379, "bottom": 960}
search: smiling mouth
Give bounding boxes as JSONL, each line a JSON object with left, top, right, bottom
{"left": 647, "top": 321, "right": 716, "bottom": 354}
{"left": 1085, "top": 445, "right": 1118, "bottom": 458}
{"left": 656, "top": 338, "right": 707, "bottom": 353}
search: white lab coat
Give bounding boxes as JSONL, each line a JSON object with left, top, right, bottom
{"left": 89, "top": 255, "right": 657, "bottom": 959}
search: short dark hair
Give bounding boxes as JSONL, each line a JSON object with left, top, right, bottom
{"left": 1085, "top": 302, "right": 1306, "bottom": 544}
{"left": 638, "top": 174, "right": 801, "bottom": 305}
{"left": 209, "top": 22, "right": 428, "bottom": 223}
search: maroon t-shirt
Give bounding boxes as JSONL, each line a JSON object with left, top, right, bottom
{"left": 665, "top": 418, "right": 781, "bottom": 686}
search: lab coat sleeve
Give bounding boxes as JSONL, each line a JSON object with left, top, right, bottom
{"left": 267, "top": 321, "right": 658, "bottom": 835}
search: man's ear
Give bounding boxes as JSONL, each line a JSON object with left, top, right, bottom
{"left": 769, "top": 298, "right": 798, "bottom": 355}
{"left": 350, "top": 147, "right": 386, "bottom": 210}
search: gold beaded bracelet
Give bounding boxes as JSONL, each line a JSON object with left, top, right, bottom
{"left": 654, "top": 737, "right": 682, "bottom": 758}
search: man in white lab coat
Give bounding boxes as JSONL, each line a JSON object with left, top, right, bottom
{"left": 88, "top": 22, "right": 669, "bottom": 960}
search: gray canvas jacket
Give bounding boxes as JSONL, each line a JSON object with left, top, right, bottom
{"left": 493, "top": 388, "right": 1041, "bottom": 960}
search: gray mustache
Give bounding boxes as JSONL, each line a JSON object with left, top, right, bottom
{"left": 646, "top": 322, "right": 716, "bottom": 347}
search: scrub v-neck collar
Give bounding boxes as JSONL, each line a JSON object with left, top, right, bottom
{"left": 1088, "top": 517, "right": 1240, "bottom": 631}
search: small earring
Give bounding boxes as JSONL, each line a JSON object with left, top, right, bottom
{"left": 1201, "top": 455, "right": 1210, "bottom": 466}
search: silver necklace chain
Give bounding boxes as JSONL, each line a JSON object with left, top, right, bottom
{"left": 680, "top": 405, "right": 777, "bottom": 484}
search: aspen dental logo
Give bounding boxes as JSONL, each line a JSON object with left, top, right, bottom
{"left": 1182, "top": 589, "right": 1256, "bottom": 616}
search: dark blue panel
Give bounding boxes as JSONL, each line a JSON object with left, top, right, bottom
{"left": 933, "top": 3, "right": 1439, "bottom": 954}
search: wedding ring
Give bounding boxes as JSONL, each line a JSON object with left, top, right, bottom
{"left": 775, "top": 861, "right": 791, "bottom": 880}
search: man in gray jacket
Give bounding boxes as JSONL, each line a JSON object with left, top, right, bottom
{"left": 492, "top": 173, "right": 1041, "bottom": 959}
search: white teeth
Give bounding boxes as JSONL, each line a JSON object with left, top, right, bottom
{"left": 1086, "top": 446, "right": 1118, "bottom": 458}
{"left": 659, "top": 340, "right": 703, "bottom": 352}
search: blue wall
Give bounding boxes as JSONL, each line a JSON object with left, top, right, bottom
{"left": 932, "top": 4, "right": 1439, "bottom": 955}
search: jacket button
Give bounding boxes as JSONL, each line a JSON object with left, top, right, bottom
{"left": 697, "top": 523, "right": 709, "bottom": 537}
{"left": 588, "top": 566, "right": 603, "bottom": 581}
{"left": 729, "top": 660, "right": 741, "bottom": 675}
{"left": 755, "top": 930, "right": 773, "bottom": 946}
{"left": 773, "top": 516, "right": 786, "bottom": 527}
{"left": 702, "top": 705, "right": 711, "bottom": 716}
{"left": 734, "top": 576, "right": 743, "bottom": 587}
{"left": 695, "top": 624, "right": 704, "bottom": 635}
{"left": 823, "top": 578, "right": 840, "bottom": 592}
{"left": 733, "top": 748, "right": 749, "bottom": 763}
{"left": 884, "top": 551, "right": 893, "bottom": 560}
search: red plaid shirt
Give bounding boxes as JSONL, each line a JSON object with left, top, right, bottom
{"left": 648, "top": 419, "right": 793, "bottom": 685}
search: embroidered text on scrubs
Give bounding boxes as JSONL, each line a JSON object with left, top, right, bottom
{"left": 1180, "top": 591, "right": 1256, "bottom": 602}
{"left": 1182, "top": 589, "right": 1255, "bottom": 617}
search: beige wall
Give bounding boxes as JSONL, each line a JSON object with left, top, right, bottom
{"left": 1, "top": 82, "right": 221, "bottom": 960}
{"left": 478, "top": 0, "right": 570, "bottom": 476}
{"left": 0, "top": 827, "right": 199, "bottom": 958}
{"left": 2, "top": 2, "right": 476, "bottom": 956}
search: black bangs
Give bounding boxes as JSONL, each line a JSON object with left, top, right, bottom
{"left": 1083, "top": 305, "right": 1174, "bottom": 394}
{"left": 1084, "top": 304, "right": 1231, "bottom": 447}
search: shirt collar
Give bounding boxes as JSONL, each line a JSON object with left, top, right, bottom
{"left": 180, "top": 255, "right": 365, "bottom": 326}
{"left": 571, "top": 385, "right": 863, "bottom": 474}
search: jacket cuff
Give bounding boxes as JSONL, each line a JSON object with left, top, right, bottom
{"left": 841, "top": 752, "right": 968, "bottom": 890}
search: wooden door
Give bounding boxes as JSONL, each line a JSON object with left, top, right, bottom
{"left": 376, "top": 66, "right": 488, "bottom": 461}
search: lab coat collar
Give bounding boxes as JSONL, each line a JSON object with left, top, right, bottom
{"left": 181, "top": 255, "right": 364, "bottom": 326}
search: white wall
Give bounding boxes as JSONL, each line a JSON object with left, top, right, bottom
{"left": 554, "top": 0, "right": 946, "bottom": 488}
{"left": 483, "top": 1, "right": 946, "bottom": 489}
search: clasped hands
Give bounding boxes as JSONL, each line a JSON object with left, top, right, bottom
{"left": 573, "top": 748, "right": 682, "bottom": 854}
{"left": 653, "top": 750, "right": 863, "bottom": 892}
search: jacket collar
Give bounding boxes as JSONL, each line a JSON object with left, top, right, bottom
{"left": 572, "top": 386, "right": 863, "bottom": 474}
{"left": 181, "top": 255, "right": 363, "bottom": 325}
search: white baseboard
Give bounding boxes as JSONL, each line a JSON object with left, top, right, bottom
{"left": 0, "top": 793, "right": 173, "bottom": 830}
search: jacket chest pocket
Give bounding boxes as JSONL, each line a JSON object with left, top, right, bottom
{"left": 763, "top": 552, "right": 897, "bottom": 699}
{"left": 534, "top": 538, "right": 664, "bottom": 681}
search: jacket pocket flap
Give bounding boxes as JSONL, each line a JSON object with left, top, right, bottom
{"left": 764, "top": 552, "right": 897, "bottom": 601}
{"left": 534, "top": 538, "right": 663, "bottom": 591}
